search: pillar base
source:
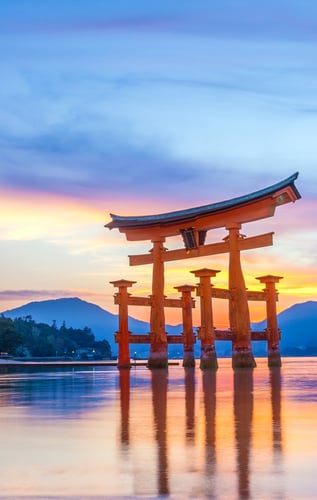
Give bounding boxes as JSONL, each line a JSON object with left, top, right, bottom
{"left": 200, "top": 345, "right": 218, "bottom": 371}
{"left": 232, "top": 346, "right": 256, "bottom": 369}
{"left": 117, "top": 362, "right": 131, "bottom": 370}
{"left": 148, "top": 342, "right": 168, "bottom": 369}
{"left": 183, "top": 347, "right": 195, "bottom": 368}
{"left": 268, "top": 347, "right": 282, "bottom": 368}
{"left": 117, "top": 353, "right": 131, "bottom": 370}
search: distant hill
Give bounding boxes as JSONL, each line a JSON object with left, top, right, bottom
{"left": 252, "top": 300, "right": 317, "bottom": 356}
{"left": 2, "top": 298, "right": 317, "bottom": 357}
{"left": 1, "top": 297, "right": 181, "bottom": 353}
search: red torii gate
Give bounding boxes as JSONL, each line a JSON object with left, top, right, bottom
{"left": 106, "top": 173, "right": 301, "bottom": 369}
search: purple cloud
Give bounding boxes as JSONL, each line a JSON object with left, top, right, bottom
{"left": 0, "top": 289, "right": 107, "bottom": 307}
{"left": 1, "top": 0, "right": 317, "bottom": 42}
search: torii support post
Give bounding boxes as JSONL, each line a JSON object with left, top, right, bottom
{"left": 148, "top": 238, "right": 168, "bottom": 369}
{"left": 110, "top": 279, "right": 136, "bottom": 369}
{"left": 191, "top": 268, "right": 220, "bottom": 371}
{"left": 226, "top": 224, "right": 256, "bottom": 369}
{"left": 174, "top": 285, "right": 196, "bottom": 368}
{"left": 256, "top": 275, "right": 283, "bottom": 368}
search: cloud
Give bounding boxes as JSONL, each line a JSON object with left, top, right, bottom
{"left": 2, "top": 0, "right": 317, "bottom": 43}
{"left": 0, "top": 0, "right": 179, "bottom": 34}
{"left": 0, "top": 290, "right": 76, "bottom": 300}
{"left": 1, "top": 113, "right": 307, "bottom": 219}
{"left": 0, "top": 289, "right": 106, "bottom": 306}
{"left": 0, "top": 134, "right": 204, "bottom": 205}
{"left": 4, "top": 142, "right": 291, "bottom": 216}
{"left": 1, "top": 1, "right": 316, "bottom": 214}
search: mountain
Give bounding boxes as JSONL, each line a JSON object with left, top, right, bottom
{"left": 252, "top": 300, "right": 317, "bottom": 355}
{"left": 1, "top": 297, "right": 181, "bottom": 354}
{"left": 2, "top": 298, "right": 317, "bottom": 357}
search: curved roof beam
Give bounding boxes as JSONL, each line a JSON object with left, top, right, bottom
{"left": 105, "top": 172, "right": 301, "bottom": 241}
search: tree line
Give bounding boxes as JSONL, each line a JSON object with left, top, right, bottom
{"left": 0, "top": 315, "right": 112, "bottom": 359}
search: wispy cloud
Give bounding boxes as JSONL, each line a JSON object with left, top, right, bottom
{"left": 0, "top": 289, "right": 77, "bottom": 301}
{"left": 1, "top": 0, "right": 316, "bottom": 210}
{"left": 1, "top": 1, "right": 317, "bottom": 42}
{"left": 0, "top": 289, "right": 106, "bottom": 307}
{"left": 1, "top": 136, "right": 204, "bottom": 205}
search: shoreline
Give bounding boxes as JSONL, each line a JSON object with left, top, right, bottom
{"left": 0, "top": 359, "right": 180, "bottom": 367}
{"left": 0, "top": 355, "right": 316, "bottom": 369}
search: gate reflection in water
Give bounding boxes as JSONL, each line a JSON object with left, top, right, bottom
{"left": 0, "top": 359, "right": 316, "bottom": 498}
{"left": 118, "top": 360, "right": 285, "bottom": 499}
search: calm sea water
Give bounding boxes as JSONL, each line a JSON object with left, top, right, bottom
{"left": 0, "top": 357, "right": 316, "bottom": 499}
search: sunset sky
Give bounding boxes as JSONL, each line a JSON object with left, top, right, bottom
{"left": 1, "top": 1, "right": 317, "bottom": 327}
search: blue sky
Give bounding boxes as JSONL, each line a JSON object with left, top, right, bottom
{"left": 0, "top": 1, "right": 316, "bottom": 324}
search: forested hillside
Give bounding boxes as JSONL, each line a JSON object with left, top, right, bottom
{"left": 0, "top": 316, "right": 112, "bottom": 359}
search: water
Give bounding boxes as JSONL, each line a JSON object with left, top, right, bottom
{"left": 0, "top": 358, "right": 316, "bottom": 499}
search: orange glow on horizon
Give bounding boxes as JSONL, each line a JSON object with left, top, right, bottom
{"left": 1, "top": 185, "right": 315, "bottom": 329}
{"left": 0, "top": 187, "right": 103, "bottom": 240}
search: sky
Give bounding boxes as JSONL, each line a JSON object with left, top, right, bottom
{"left": 1, "top": 0, "right": 317, "bottom": 327}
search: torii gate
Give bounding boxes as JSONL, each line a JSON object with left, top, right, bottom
{"left": 106, "top": 173, "right": 301, "bottom": 369}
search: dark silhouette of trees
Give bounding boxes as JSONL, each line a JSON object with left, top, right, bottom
{"left": 0, "top": 316, "right": 112, "bottom": 359}
{"left": 0, "top": 317, "right": 24, "bottom": 355}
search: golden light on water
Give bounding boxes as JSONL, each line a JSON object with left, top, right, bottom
{"left": 0, "top": 359, "right": 317, "bottom": 498}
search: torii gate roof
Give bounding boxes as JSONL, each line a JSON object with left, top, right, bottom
{"left": 105, "top": 172, "right": 301, "bottom": 241}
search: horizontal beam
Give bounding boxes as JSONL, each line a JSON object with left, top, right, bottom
{"left": 210, "top": 288, "right": 268, "bottom": 301}
{"left": 215, "top": 330, "right": 268, "bottom": 340}
{"left": 115, "top": 330, "right": 268, "bottom": 344}
{"left": 129, "top": 334, "right": 150, "bottom": 344}
{"left": 129, "top": 232, "right": 274, "bottom": 266}
{"left": 211, "top": 287, "right": 230, "bottom": 299}
{"left": 114, "top": 295, "right": 195, "bottom": 308}
{"left": 115, "top": 290, "right": 269, "bottom": 306}
{"left": 164, "top": 298, "right": 195, "bottom": 308}
{"left": 115, "top": 334, "right": 189, "bottom": 344}
{"left": 114, "top": 295, "right": 150, "bottom": 307}
{"left": 246, "top": 290, "right": 268, "bottom": 301}
{"left": 239, "top": 232, "right": 273, "bottom": 251}
{"left": 129, "top": 240, "right": 227, "bottom": 266}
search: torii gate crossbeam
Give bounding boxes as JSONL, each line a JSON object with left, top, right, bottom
{"left": 129, "top": 232, "right": 274, "bottom": 266}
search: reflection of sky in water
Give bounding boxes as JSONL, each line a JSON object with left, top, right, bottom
{"left": 0, "top": 365, "right": 202, "bottom": 417}
{"left": 0, "top": 367, "right": 118, "bottom": 416}
{"left": 288, "top": 379, "right": 317, "bottom": 402}
{"left": 0, "top": 358, "right": 316, "bottom": 498}
{"left": 281, "top": 358, "right": 317, "bottom": 402}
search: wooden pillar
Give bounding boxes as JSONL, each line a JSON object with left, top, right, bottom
{"left": 270, "top": 367, "right": 282, "bottom": 456}
{"left": 174, "top": 285, "right": 196, "bottom": 368}
{"left": 184, "top": 367, "right": 195, "bottom": 443}
{"left": 190, "top": 268, "right": 219, "bottom": 370}
{"left": 202, "top": 370, "right": 216, "bottom": 482}
{"left": 110, "top": 279, "right": 136, "bottom": 369}
{"left": 148, "top": 238, "right": 168, "bottom": 369}
{"left": 256, "top": 275, "right": 283, "bottom": 367}
{"left": 119, "top": 368, "right": 130, "bottom": 446}
{"left": 151, "top": 369, "right": 169, "bottom": 496}
{"left": 234, "top": 369, "right": 254, "bottom": 498}
{"left": 226, "top": 224, "right": 256, "bottom": 369}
